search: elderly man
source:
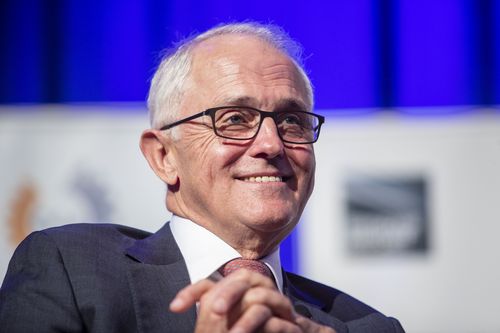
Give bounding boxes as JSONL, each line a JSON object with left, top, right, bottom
{"left": 0, "top": 23, "right": 404, "bottom": 332}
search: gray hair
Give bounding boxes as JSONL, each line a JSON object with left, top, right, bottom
{"left": 147, "top": 22, "right": 314, "bottom": 130}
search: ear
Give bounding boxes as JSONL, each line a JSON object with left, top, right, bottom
{"left": 140, "top": 129, "right": 179, "bottom": 186}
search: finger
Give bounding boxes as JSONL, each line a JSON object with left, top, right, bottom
{"left": 228, "top": 304, "right": 272, "bottom": 333}
{"left": 194, "top": 308, "right": 228, "bottom": 333}
{"left": 211, "top": 279, "right": 250, "bottom": 314}
{"left": 170, "top": 279, "right": 215, "bottom": 312}
{"left": 295, "top": 315, "right": 337, "bottom": 333}
{"left": 210, "top": 269, "right": 276, "bottom": 314}
{"left": 258, "top": 316, "right": 302, "bottom": 333}
{"left": 228, "top": 268, "right": 276, "bottom": 290}
{"left": 240, "top": 287, "right": 295, "bottom": 321}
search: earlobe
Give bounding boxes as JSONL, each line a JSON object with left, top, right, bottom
{"left": 140, "top": 130, "right": 179, "bottom": 185}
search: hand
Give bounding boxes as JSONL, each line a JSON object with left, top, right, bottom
{"left": 170, "top": 269, "right": 337, "bottom": 333}
{"left": 170, "top": 269, "right": 299, "bottom": 332}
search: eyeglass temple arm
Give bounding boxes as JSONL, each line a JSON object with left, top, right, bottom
{"left": 159, "top": 110, "right": 209, "bottom": 131}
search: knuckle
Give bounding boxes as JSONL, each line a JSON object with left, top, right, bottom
{"left": 199, "top": 292, "right": 210, "bottom": 304}
{"left": 255, "top": 303, "right": 273, "bottom": 318}
{"left": 264, "top": 317, "right": 299, "bottom": 333}
{"left": 235, "top": 268, "right": 253, "bottom": 278}
{"left": 245, "top": 287, "right": 275, "bottom": 304}
{"left": 252, "top": 286, "right": 270, "bottom": 299}
{"left": 263, "top": 317, "right": 280, "bottom": 330}
{"left": 262, "top": 276, "right": 276, "bottom": 289}
{"left": 282, "top": 297, "right": 293, "bottom": 309}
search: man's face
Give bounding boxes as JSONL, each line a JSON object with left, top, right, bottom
{"left": 166, "top": 35, "right": 316, "bottom": 254}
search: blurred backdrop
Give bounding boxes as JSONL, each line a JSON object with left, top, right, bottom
{"left": 1, "top": 1, "right": 500, "bottom": 332}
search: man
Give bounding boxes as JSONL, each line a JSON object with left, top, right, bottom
{"left": 0, "top": 23, "right": 404, "bottom": 332}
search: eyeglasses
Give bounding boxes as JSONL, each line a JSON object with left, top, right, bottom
{"left": 159, "top": 106, "right": 325, "bottom": 144}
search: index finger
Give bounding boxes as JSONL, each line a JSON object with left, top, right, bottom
{"left": 170, "top": 268, "right": 276, "bottom": 315}
{"left": 208, "top": 268, "right": 277, "bottom": 314}
{"left": 169, "top": 278, "right": 215, "bottom": 313}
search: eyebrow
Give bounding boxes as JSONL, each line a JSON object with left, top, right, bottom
{"left": 219, "top": 96, "right": 258, "bottom": 107}
{"left": 274, "top": 99, "right": 309, "bottom": 112}
{"left": 217, "top": 96, "right": 309, "bottom": 112}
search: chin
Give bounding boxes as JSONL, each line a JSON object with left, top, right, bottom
{"left": 243, "top": 212, "right": 297, "bottom": 233}
{"left": 237, "top": 199, "right": 299, "bottom": 230}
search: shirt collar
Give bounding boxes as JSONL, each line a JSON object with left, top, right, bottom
{"left": 169, "top": 215, "right": 283, "bottom": 293}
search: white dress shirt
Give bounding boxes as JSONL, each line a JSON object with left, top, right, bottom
{"left": 169, "top": 214, "right": 283, "bottom": 293}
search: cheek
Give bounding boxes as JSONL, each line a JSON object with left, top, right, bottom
{"left": 178, "top": 131, "right": 247, "bottom": 187}
{"left": 290, "top": 147, "right": 315, "bottom": 174}
{"left": 291, "top": 148, "right": 316, "bottom": 194}
{"left": 206, "top": 140, "right": 248, "bottom": 174}
{"left": 176, "top": 132, "right": 216, "bottom": 182}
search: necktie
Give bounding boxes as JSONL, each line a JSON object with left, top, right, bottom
{"left": 219, "top": 258, "right": 273, "bottom": 279}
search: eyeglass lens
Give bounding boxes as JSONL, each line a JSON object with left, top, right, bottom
{"left": 213, "top": 107, "right": 319, "bottom": 143}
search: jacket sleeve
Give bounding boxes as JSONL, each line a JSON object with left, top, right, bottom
{"left": 0, "top": 231, "right": 84, "bottom": 332}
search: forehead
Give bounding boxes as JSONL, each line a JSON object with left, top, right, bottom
{"left": 183, "top": 34, "right": 309, "bottom": 112}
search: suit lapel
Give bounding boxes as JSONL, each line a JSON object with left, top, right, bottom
{"left": 124, "top": 224, "right": 348, "bottom": 332}
{"left": 283, "top": 272, "right": 348, "bottom": 333}
{"left": 125, "top": 223, "right": 196, "bottom": 333}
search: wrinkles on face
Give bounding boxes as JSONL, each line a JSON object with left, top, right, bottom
{"left": 166, "top": 35, "right": 316, "bottom": 257}
{"left": 174, "top": 125, "right": 246, "bottom": 197}
{"left": 202, "top": 55, "right": 307, "bottom": 111}
{"left": 176, "top": 124, "right": 217, "bottom": 169}
{"left": 261, "top": 63, "right": 301, "bottom": 85}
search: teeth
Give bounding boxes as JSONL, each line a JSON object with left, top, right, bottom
{"left": 242, "top": 176, "right": 283, "bottom": 183}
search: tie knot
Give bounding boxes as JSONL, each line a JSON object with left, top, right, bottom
{"left": 219, "top": 258, "right": 272, "bottom": 279}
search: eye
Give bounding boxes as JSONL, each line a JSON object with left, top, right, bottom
{"left": 228, "top": 114, "right": 244, "bottom": 124}
{"left": 279, "top": 112, "right": 306, "bottom": 127}
{"left": 284, "top": 115, "right": 301, "bottom": 125}
{"left": 216, "top": 109, "right": 256, "bottom": 126}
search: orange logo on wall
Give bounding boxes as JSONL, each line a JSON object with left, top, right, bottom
{"left": 7, "top": 182, "right": 37, "bottom": 247}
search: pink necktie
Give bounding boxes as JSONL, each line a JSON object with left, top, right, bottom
{"left": 219, "top": 258, "right": 273, "bottom": 279}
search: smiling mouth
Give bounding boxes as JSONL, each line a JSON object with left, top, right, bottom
{"left": 240, "top": 176, "right": 286, "bottom": 183}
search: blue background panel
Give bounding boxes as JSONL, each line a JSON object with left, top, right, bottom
{"left": 495, "top": 0, "right": 500, "bottom": 104}
{"left": 2, "top": 1, "right": 499, "bottom": 109}
{"left": 394, "top": 0, "right": 469, "bottom": 107}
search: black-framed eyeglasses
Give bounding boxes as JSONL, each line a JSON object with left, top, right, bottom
{"left": 159, "top": 106, "right": 325, "bottom": 144}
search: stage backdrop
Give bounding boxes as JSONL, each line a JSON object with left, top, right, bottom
{"left": 1, "top": 1, "right": 499, "bottom": 108}
{"left": 1, "top": 105, "right": 500, "bottom": 332}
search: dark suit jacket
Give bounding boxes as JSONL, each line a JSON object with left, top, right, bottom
{"left": 0, "top": 223, "right": 404, "bottom": 332}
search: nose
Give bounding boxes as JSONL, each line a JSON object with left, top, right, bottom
{"left": 247, "top": 117, "right": 284, "bottom": 159}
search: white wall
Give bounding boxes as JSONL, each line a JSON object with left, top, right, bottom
{"left": 1, "top": 106, "right": 499, "bottom": 332}
{"left": 303, "top": 109, "right": 500, "bottom": 332}
{"left": 0, "top": 104, "right": 169, "bottom": 279}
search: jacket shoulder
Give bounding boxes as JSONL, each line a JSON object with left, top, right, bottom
{"left": 0, "top": 223, "right": 151, "bottom": 332}
{"left": 43, "top": 222, "right": 152, "bottom": 239}
{"left": 38, "top": 223, "right": 151, "bottom": 251}
{"left": 285, "top": 272, "right": 405, "bottom": 333}
{"left": 286, "top": 272, "right": 379, "bottom": 322}
{"left": 7, "top": 223, "right": 153, "bottom": 280}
